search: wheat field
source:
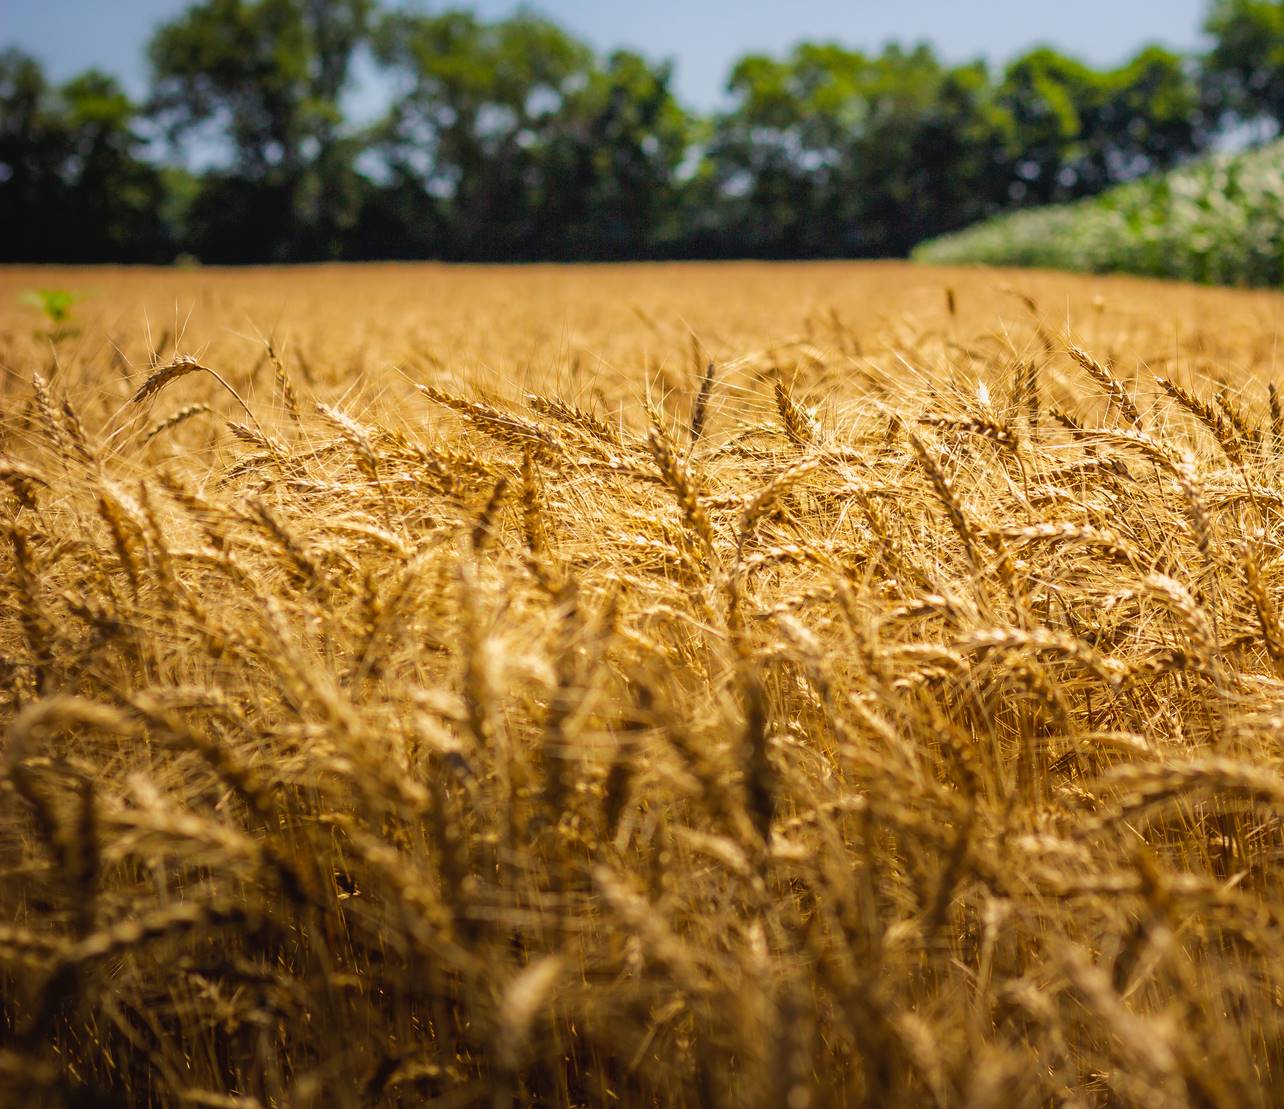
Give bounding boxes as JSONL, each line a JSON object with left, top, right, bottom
{"left": 3, "top": 260, "right": 1284, "bottom": 1107}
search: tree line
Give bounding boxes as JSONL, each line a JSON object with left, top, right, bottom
{"left": 2, "top": 0, "right": 1282, "bottom": 264}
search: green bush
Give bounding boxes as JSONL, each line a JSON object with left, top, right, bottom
{"left": 913, "top": 139, "right": 1284, "bottom": 287}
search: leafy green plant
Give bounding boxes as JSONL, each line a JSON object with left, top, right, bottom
{"left": 913, "top": 139, "right": 1284, "bottom": 288}
{"left": 19, "top": 287, "right": 83, "bottom": 340}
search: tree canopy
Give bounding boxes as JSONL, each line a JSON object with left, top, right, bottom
{"left": 1, "top": 0, "right": 1281, "bottom": 263}
{"left": 1203, "top": 0, "right": 1284, "bottom": 137}
{"left": 0, "top": 50, "right": 175, "bottom": 261}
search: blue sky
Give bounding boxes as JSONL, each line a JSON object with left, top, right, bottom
{"left": 8, "top": 0, "right": 1211, "bottom": 110}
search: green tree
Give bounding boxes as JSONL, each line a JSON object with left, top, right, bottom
{"left": 538, "top": 50, "right": 696, "bottom": 258}
{"left": 995, "top": 48, "right": 1106, "bottom": 203}
{"left": 373, "top": 10, "right": 597, "bottom": 258}
{"left": 996, "top": 45, "right": 1203, "bottom": 206}
{"left": 1099, "top": 47, "right": 1206, "bottom": 178}
{"left": 0, "top": 50, "right": 170, "bottom": 261}
{"left": 895, "top": 62, "right": 1014, "bottom": 242}
{"left": 703, "top": 47, "right": 835, "bottom": 256}
{"left": 57, "top": 71, "right": 173, "bottom": 259}
{"left": 0, "top": 49, "right": 61, "bottom": 260}
{"left": 1203, "top": 0, "right": 1284, "bottom": 135}
{"left": 705, "top": 42, "right": 1011, "bottom": 257}
{"left": 148, "top": 0, "right": 373, "bottom": 260}
{"left": 843, "top": 47, "right": 1013, "bottom": 253}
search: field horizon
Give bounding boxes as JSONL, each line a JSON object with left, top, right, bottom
{"left": 5, "top": 257, "right": 1281, "bottom": 404}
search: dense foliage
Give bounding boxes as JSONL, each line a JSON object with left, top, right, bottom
{"left": 913, "top": 138, "right": 1284, "bottom": 286}
{"left": 4, "top": 0, "right": 1283, "bottom": 264}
